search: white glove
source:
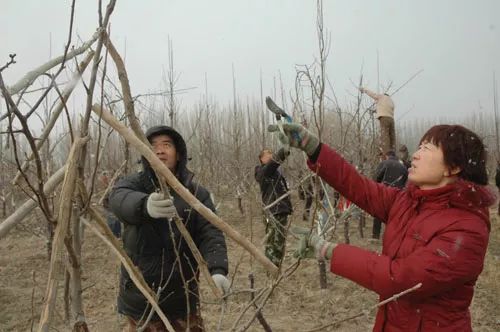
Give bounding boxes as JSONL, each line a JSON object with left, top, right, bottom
{"left": 146, "top": 192, "right": 177, "bottom": 219}
{"left": 212, "top": 274, "right": 230, "bottom": 295}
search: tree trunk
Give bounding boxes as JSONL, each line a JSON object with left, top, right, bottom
{"left": 69, "top": 207, "right": 87, "bottom": 330}
{"left": 38, "top": 137, "right": 87, "bottom": 332}
{"left": 318, "top": 260, "right": 328, "bottom": 289}
{"left": 344, "top": 219, "right": 350, "bottom": 244}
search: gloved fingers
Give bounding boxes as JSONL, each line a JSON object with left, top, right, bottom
{"left": 268, "top": 124, "right": 280, "bottom": 132}
{"left": 293, "top": 236, "right": 312, "bottom": 259}
{"left": 309, "top": 234, "right": 322, "bottom": 246}
{"left": 212, "top": 274, "right": 231, "bottom": 295}
{"left": 149, "top": 192, "right": 164, "bottom": 201}
{"left": 281, "top": 122, "right": 303, "bottom": 134}
{"left": 278, "top": 132, "right": 290, "bottom": 146}
{"left": 150, "top": 198, "right": 174, "bottom": 208}
{"left": 290, "top": 226, "right": 311, "bottom": 236}
{"left": 154, "top": 206, "right": 176, "bottom": 216}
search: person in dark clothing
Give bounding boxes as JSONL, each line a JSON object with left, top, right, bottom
{"left": 496, "top": 161, "right": 500, "bottom": 216}
{"left": 298, "top": 179, "right": 313, "bottom": 221}
{"left": 399, "top": 144, "right": 412, "bottom": 169}
{"left": 298, "top": 175, "right": 325, "bottom": 221}
{"left": 102, "top": 194, "right": 121, "bottom": 238}
{"left": 109, "top": 125, "right": 229, "bottom": 332}
{"left": 254, "top": 148, "right": 293, "bottom": 267}
{"left": 371, "top": 150, "right": 408, "bottom": 239}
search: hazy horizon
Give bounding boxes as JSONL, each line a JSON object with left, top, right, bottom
{"left": 2, "top": 0, "right": 499, "bottom": 123}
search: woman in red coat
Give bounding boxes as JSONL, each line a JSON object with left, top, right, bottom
{"left": 270, "top": 120, "right": 495, "bottom": 331}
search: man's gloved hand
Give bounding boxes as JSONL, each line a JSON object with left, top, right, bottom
{"left": 146, "top": 192, "right": 177, "bottom": 219}
{"left": 273, "top": 147, "right": 290, "bottom": 163}
{"left": 212, "top": 274, "right": 230, "bottom": 296}
{"left": 291, "top": 226, "right": 336, "bottom": 260}
{"left": 268, "top": 123, "right": 320, "bottom": 157}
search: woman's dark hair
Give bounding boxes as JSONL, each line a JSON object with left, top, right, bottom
{"left": 419, "top": 125, "right": 488, "bottom": 185}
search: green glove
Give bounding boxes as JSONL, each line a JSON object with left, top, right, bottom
{"left": 268, "top": 123, "right": 320, "bottom": 156}
{"left": 291, "top": 226, "right": 335, "bottom": 260}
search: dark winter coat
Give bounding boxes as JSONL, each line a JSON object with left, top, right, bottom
{"left": 109, "top": 126, "right": 228, "bottom": 321}
{"left": 254, "top": 160, "right": 292, "bottom": 216}
{"left": 308, "top": 144, "right": 494, "bottom": 332}
{"left": 495, "top": 165, "right": 500, "bottom": 188}
{"left": 374, "top": 155, "right": 408, "bottom": 189}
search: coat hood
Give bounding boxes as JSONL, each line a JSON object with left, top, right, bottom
{"left": 142, "top": 125, "right": 193, "bottom": 186}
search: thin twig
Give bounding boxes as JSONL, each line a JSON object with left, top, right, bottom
{"left": 305, "top": 283, "right": 422, "bottom": 331}
{"left": 0, "top": 54, "right": 16, "bottom": 72}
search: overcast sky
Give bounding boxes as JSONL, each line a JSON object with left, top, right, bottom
{"left": 2, "top": 0, "right": 499, "bottom": 122}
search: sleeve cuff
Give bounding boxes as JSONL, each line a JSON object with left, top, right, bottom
{"left": 308, "top": 143, "right": 322, "bottom": 162}
{"left": 210, "top": 268, "right": 227, "bottom": 276}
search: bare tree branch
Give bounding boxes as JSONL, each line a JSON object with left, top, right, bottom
{"left": 0, "top": 165, "right": 66, "bottom": 239}
{"left": 4, "top": 31, "right": 99, "bottom": 96}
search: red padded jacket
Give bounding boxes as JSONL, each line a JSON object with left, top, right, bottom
{"left": 308, "top": 144, "right": 494, "bottom": 331}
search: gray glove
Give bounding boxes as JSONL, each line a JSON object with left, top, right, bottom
{"left": 146, "top": 192, "right": 177, "bottom": 219}
{"left": 291, "top": 226, "right": 335, "bottom": 260}
{"left": 273, "top": 147, "right": 290, "bottom": 163}
{"left": 268, "top": 123, "right": 320, "bottom": 156}
{"left": 212, "top": 274, "right": 230, "bottom": 295}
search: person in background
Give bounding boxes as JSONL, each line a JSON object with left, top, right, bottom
{"left": 360, "top": 87, "right": 396, "bottom": 153}
{"left": 371, "top": 150, "right": 408, "bottom": 239}
{"left": 103, "top": 193, "right": 121, "bottom": 238}
{"left": 255, "top": 148, "right": 293, "bottom": 267}
{"left": 495, "top": 160, "right": 500, "bottom": 215}
{"left": 298, "top": 174, "right": 325, "bottom": 221}
{"left": 399, "top": 144, "right": 412, "bottom": 169}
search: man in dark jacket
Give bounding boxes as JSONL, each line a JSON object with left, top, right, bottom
{"left": 254, "top": 148, "right": 292, "bottom": 267}
{"left": 109, "top": 126, "right": 228, "bottom": 331}
{"left": 398, "top": 144, "right": 411, "bottom": 169}
{"left": 371, "top": 150, "right": 408, "bottom": 239}
{"left": 298, "top": 174, "right": 325, "bottom": 221}
{"left": 496, "top": 161, "right": 500, "bottom": 215}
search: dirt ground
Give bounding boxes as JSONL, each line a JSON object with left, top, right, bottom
{"left": 0, "top": 192, "right": 499, "bottom": 332}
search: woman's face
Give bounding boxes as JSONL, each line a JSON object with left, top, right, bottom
{"left": 408, "top": 141, "right": 458, "bottom": 189}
